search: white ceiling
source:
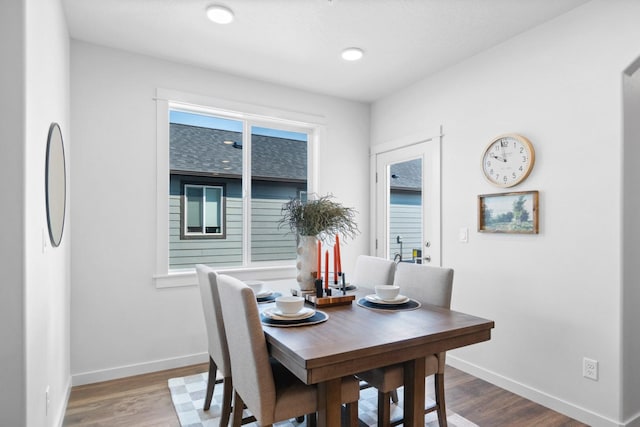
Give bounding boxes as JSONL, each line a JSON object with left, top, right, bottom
{"left": 62, "top": 0, "right": 589, "bottom": 103}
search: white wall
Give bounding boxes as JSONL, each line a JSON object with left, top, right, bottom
{"left": 371, "top": 1, "right": 640, "bottom": 426}
{"left": 69, "top": 41, "right": 370, "bottom": 383}
{"left": 622, "top": 59, "right": 640, "bottom": 424}
{"left": 24, "top": 0, "right": 71, "bottom": 426}
{"left": 0, "top": 1, "right": 26, "bottom": 425}
{"left": 0, "top": 0, "right": 71, "bottom": 426}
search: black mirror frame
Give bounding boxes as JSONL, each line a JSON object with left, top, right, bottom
{"left": 45, "top": 122, "right": 66, "bottom": 247}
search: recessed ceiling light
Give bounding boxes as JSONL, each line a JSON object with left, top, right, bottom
{"left": 221, "top": 159, "right": 230, "bottom": 163}
{"left": 341, "top": 47, "right": 364, "bottom": 61}
{"left": 206, "top": 5, "right": 234, "bottom": 24}
{"left": 223, "top": 140, "right": 234, "bottom": 145}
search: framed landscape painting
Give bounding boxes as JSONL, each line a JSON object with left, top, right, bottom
{"left": 478, "top": 190, "right": 539, "bottom": 234}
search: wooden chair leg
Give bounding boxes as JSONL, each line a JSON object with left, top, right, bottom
{"left": 231, "top": 391, "right": 244, "bottom": 427}
{"left": 435, "top": 372, "right": 448, "bottom": 427}
{"left": 390, "top": 389, "right": 399, "bottom": 404}
{"left": 204, "top": 357, "right": 217, "bottom": 410}
{"left": 346, "top": 401, "right": 359, "bottom": 427}
{"left": 377, "top": 391, "right": 392, "bottom": 427}
{"left": 220, "top": 376, "right": 233, "bottom": 427}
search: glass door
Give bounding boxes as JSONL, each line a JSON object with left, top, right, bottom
{"left": 375, "top": 137, "right": 441, "bottom": 265}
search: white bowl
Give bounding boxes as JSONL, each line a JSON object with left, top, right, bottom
{"left": 375, "top": 285, "right": 400, "bottom": 301}
{"left": 245, "top": 280, "right": 264, "bottom": 294}
{"left": 275, "top": 296, "right": 304, "bottom": 314}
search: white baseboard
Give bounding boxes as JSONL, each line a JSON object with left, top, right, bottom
{"left": 447, "top": 355, "right": 623, "bottom": 427}
{"left": 626, "top": 413, "right": 640, "bottom": 427}
{"left": 56, "top": 376, "right": 71, "bottom": 427}
{"left": 71, "top": 352, "right": 209, "bottom": 386}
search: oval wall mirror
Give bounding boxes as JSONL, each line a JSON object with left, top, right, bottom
{"left": 45, "top": 123, "right": 66, "bottom": 247}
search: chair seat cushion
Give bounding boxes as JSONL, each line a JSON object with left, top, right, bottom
{"left": 356, "top": 353, "right": 442, "bottom": 393}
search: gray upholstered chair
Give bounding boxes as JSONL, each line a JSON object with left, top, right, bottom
{"left": 195, "top": 264, "right": 233, "bottom": 425}
{"left": 196, "top": 265, "right": 256, "bottom": 426}
{"left": 350, "top": 255, "right": 396, "bottom": 288}
{"left": 350, "top": 255, "right": 399, "bottom": 401}
{"left": 356, "top": 262, "right": 454, "bottom": 427}
{"left": 216, "top": 273, "right": 361, "bottom": 427}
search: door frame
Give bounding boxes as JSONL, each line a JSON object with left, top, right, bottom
{"left": 369, "top": 126, "right": 443, "bottom": 265}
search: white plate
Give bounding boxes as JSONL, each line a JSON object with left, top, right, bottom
{"left": 255, "top": 289, "right": 273, "bottom": 298}
{"left": 262, "top": 307, "right": 316, "bottom": 320}
{"left": 365, "top": 294, "right": 410, "bottom": 305}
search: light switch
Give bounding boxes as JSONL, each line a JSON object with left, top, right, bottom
{"left": 459, "top": 227, "right": 469, "bottom": 243}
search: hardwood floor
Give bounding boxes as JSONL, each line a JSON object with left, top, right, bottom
{"left": 63, "top": 363, "right": 588, "bottom": 427}
{"left": 442, "top": 367, "right": 588, "bottom": 427}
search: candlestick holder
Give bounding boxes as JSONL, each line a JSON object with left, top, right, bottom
{"left": 303, "top": 293, "right": 355, "bottom": 307}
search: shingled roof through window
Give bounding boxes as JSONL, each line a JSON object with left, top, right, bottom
{"left": 171, "top": 123, "right": 420, "bottom": 191}
{"left": 170, "top": 123, "right": 307, "bottom": 181}
{"left": 389, "top": 159, "right": 422, "bottom": 191}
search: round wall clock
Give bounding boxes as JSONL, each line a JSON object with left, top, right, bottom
{"left": 482, "top": 133, "right": 535, "bottom": 187}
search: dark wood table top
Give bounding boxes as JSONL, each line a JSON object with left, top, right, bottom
{"left": 262, "top": 285, "right": 495, "bottom": 385}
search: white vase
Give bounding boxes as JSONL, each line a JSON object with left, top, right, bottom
{"left": 296, "top": 235, "right": 318, "bottom": 291}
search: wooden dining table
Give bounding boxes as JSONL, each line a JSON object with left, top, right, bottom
{"left": 261, "top": 280, "right": 495, "bottom": 427}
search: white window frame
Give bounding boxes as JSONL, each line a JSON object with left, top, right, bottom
{"left": 154, "top": 88, "right": 325, "bottom": 288}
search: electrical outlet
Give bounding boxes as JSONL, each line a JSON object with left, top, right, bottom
{"left": 583, "top": 357, "right": 598, "bottom": 381}
{"left": 45, "top": 385, "right": 50, "bottom": 416}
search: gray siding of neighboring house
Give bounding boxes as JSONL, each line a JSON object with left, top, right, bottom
{"left": 169, "top": 190, "right": 421, "bottom": 269}
{"left": 169, "top": 174, "right": 300, "bottom": 269}
{"left": 251, "top": 198, "right": 297, "bottom": 262}
{"left": 170, "top": 195, "right": 242, "bottom": 268}
{"left": 389, "top": 203, "right": 422, "bottom": 262}
{"left": 170, "top": 195, "right": 297, "bottom": 269}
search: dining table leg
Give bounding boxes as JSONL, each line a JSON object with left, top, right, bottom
{"left": 317, "top": 377, "right": 342, "bottom": 427}
{"left": 403, "top": 356, "right": 427, "bottom": 427}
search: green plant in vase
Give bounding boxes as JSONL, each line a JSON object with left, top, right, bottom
{"left": 280, "top": 194, "right": 359, "bottom": 291}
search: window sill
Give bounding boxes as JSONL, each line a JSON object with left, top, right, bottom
{"left": 153, "top": 264, "right": 297, "bottom": 289}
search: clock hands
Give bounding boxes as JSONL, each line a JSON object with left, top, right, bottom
{"left": 500, "top": 140, "right": 508, "bottom": 163}
{"left": 489, "top": 153, "right": 507, "bottom": 162}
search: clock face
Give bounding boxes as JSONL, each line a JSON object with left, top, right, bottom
{"left": 482, "top": 134, "right": 535, "bottom": 187}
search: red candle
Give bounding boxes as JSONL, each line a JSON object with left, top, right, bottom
{"left": 335, "top": 234, "right": 342, "bottom": 273}
{"left": 333, "top": 245, "right": 338, "bottom": 284}
{"left": 317, "top": 239, "right": 322, "bottom": 279}
{"left": 325, "top": 250, "right": 329, "bottom": 290}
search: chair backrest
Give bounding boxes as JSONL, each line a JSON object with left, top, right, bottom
{"left": 216, "top": 273, "right": 277, "bottom": 423}
{"left": 195, "top": 264, "right": 231, "bottom": 377}
{"left": 351, "top": 255, "right": 396, "bottom": 288}
{"left": 392, "top": 262, "right": 453, "bottom": 309}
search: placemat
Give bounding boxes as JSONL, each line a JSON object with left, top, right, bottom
{"left": 260, "top": 310, "right": 328, "bottom": 327}
{"left": 356, "top": 297, "right": 421, "bottom": 311}
{"left": 257, "top": 291, "right": 282, "bottom": 304}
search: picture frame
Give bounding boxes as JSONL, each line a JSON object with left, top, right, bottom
{"left": 478, "top": 190, "right": 539, "bottom": 234}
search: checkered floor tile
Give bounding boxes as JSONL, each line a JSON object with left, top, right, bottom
{"left": 168, "top": 372, "right": 478, "bottom": 427}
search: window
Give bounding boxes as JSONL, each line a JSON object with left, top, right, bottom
{"left": 167, "top": 106, "right": 313, "bottom": 271}
{"left": 182, "top": 184, "right": 225, "bottom": 238}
